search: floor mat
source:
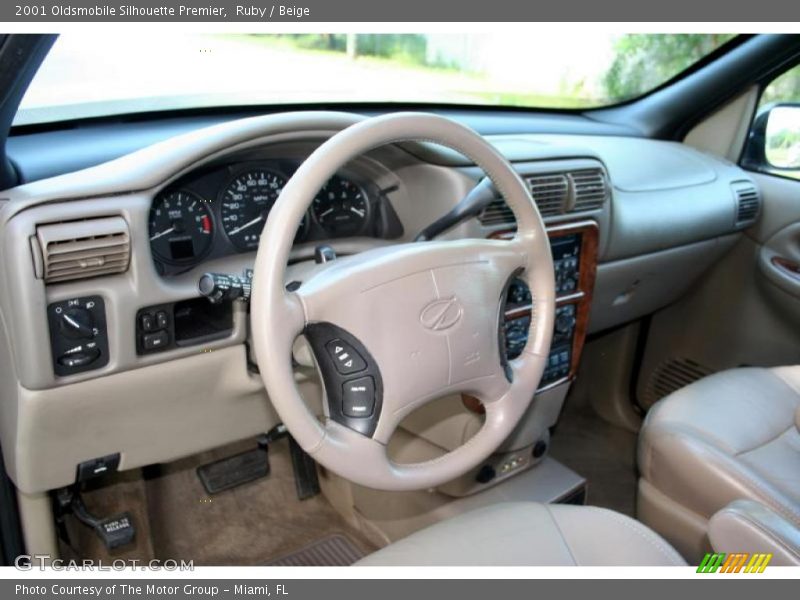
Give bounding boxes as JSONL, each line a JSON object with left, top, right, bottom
{"left": 269, "top": 533, "right": 365, "bottom": 566}
{"left": 549, "top": 406, "right": 638, "bottom": 517}
{"left": 144, "top": 437, "right": 378, "bottom": 565}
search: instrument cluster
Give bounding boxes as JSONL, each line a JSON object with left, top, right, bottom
{"left": 148, "top": 158, "right": 400, "bottom": 275}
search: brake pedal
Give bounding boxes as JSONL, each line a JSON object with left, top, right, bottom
{"left": 196, "top": 442, "right": 270, "bottom": 494}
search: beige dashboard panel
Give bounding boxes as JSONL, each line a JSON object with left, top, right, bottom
{"left": 9, "top": 345, "right": 286, "bottom": 494}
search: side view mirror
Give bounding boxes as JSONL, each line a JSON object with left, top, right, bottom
{"left": 744, "top": 103, "right": 800, "bottom": 172}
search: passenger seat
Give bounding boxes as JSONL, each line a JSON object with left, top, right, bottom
{"left": 638, "top": 366, "right": 800, "bottom": 561}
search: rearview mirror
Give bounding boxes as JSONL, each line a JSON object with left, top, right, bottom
{"left": 744, "top": 103, "right": 800, "bottom": 172}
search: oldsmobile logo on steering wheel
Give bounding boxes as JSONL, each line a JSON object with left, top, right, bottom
{"left": 419, "top": 297, "right": 464, "bottom": 332}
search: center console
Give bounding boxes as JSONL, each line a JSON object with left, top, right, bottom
{"left": 498, "top": 221, "right": 599, "bottom": 391}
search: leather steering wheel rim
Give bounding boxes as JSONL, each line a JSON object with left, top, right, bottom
{"left": 251, "top": 113, "right": 554, "bottom": 491}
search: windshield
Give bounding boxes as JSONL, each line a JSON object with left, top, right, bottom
{"left": 15, "top": 33, "right": 736, "bottom": 126}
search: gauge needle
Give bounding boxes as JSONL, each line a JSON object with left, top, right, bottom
{"left": 227, "top": 215, "right": 263, "bottom": 236}
{"left": 150, "top": 227, "right": 175, "bottom": 241}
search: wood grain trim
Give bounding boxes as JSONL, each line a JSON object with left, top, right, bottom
{"left": 560, "top": 221, "right": 598, "bottom": 379}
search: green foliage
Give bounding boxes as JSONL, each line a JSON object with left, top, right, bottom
{"left": 353, "top": 34, "right": 429, "bottom": 65}
{"left": 761, "top": 63, "right": 800, "bottom": 106}
{"left": 602, "top": 34, "right": 735, "bottom": 102}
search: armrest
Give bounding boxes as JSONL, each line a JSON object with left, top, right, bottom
{"left": 709, "top": 499, "right": 800, "bottom": 566}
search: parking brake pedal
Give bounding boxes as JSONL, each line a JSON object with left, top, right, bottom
{"left": 57, "top": 489, "right": 136, "bottom": 550}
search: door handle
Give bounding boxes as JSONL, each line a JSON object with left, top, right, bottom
{"left": 771, "top": 256, "right": 800, "bottom": 281}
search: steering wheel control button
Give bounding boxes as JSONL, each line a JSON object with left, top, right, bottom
{"left": 304, "top": 323, "right": 384, "bottom": 437}
{"left": 342, "top": 377, "right": 375, "bottom": 418}
{"left": 325, "top": 339, "right": 367, "bottom": 374}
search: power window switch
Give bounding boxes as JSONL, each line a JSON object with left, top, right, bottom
{"left": 342, "top": 376, "right": 375, "bottom": 418}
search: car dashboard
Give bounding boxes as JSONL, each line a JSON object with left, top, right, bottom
{"left": 0, "top": 110, "right": 760, "bottom": 496}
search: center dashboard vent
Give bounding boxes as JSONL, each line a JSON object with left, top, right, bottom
{"left": 32, "top": 216, "right": 131, "bottom": 284}
{"left": 731, "top": 181, "right": 761, "bottom": 226}
{"left": 478, "top": 168, "right": 608, "bottom": 227}
{"left": 528, "top": 173, "right": 570, "bottom": 217}
{"left": 571, "top": 169, "right": 608, "bottom": 212}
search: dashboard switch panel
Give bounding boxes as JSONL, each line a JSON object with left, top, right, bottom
{"left": 136, "top": 303, "right": 174, "bottom": 355}
{"left": 47, "top": 296, "right": 109, "bottom": 377}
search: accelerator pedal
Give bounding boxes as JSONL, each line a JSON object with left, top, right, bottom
{"left": 289, "top": 435, "right": 321, "bottom": 500}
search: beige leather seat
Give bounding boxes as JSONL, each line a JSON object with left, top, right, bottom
{"left": 639, "top": 366, "right": 800, "bottom": 561}
{"left": 356, "top": 502, "right": 685, "bottom": 566}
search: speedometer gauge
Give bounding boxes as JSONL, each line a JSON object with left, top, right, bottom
{"left": 221, "top": 168, "right": 286, "bottom": 251}
{"left": 149, "top": 190, "right": 213, "bottom": 264}
{"left": 312, "top": 176, "right": 369, "bottom": 237}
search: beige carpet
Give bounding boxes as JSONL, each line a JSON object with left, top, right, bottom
{"left": 144, "top": 437, "right": 377, "bottom": 565}
{"left": 60, "top": 437, "right": 376, "bottom": 566}
{"left": 549, "top": 406, "right": 639, "bottom": 517}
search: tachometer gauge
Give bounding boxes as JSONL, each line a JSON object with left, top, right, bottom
{"left": 149, "top": 190, "right": 213, "bottom": 264}
{"left": 220, "top": 168, "right": 287, "bottom": 251}
{"left": 312, "top": 176, "right": 369, "bottom": 237}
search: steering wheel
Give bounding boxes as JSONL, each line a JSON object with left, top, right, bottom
{"left": 251, "top": 113, "right": 554, "bottom": 491}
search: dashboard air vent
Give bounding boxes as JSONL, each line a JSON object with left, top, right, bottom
{"left": 527, "top": 173, "right": 569, "bottom": 217}
{"left": 477, "top": 198, "right": 515, "bottom": 227}
{"left": 570, "top": 169, "right": 608, "bottom": 212}
{"left": 33, "top": 217, "right": 131, "bottom": 284}
{"left": 732, "top": 181, "right": 760, "bottom": 225}
{"left": 477, "top": 168, "right": 608, "bottom": 227}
